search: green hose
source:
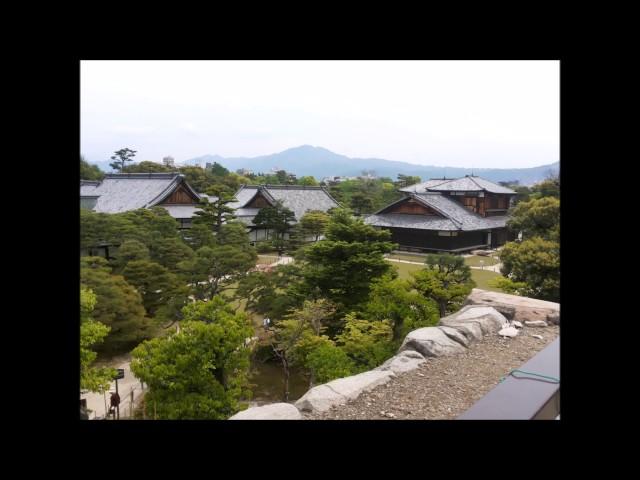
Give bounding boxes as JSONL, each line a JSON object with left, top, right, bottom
{"left": 499, "top": 369, "right": 560, "bottom": 384}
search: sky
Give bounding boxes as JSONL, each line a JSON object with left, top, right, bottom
{"left": 81, "top": 60, "right": 559, "bottom": 168}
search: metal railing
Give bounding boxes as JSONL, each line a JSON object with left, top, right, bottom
{"left": 457, "top": 338, "right": 560, "bottom": 420}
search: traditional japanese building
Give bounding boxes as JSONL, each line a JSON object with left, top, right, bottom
{"left": 80, "top": 173, "right": 205, "bottom": 229}
{"left": 364, "top": 175, "right": 517, "bottom": 252}
{"left": 229, "top": 185, "right": 340, "bottom": 243}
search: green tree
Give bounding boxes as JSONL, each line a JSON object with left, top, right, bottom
{"left": 122, "top": 161, "right": 171, "bottom": 173}
{"left": 208, "top": 162, "right": 229, "bottom": 177}
{"left": 507, "top": 197, "right": 560, "bottom": 241}
{"left": 193, "top": 186, "right": 237, "bottom": 233}
{"left": 305, "top": 342, "right": 355, "bottom": 384}
{"left": 298, "top": 176, "right": 319, "bottom": 186}
{"left": 80, "top": 288, "right": 116, "bottom": 393}
{"left": 350, "top": 192, "right": 374, "bottom": 215}
{"left": 336, "top": 313, "right": 395, "bottom": 370}
{"left": 394, "top": 174, "right": 421, "bottom": 189}
{"left": 109, "top": 148, "right": 137, "bottom": 171}
{"left": 530, "top": 173, "right": 559, "bottom": 199}
{"left": 80, "top": 156, "right": 105, "bottom": 181}
{"left": 363, "top": 274, "right": 439, "bottom": 340}
{"left": 110, "top": 239, "right": 150, "bottom": 272}
{"left": 178, "top": 244, "right": 257, "bottom": 300}
{"left": 149, "top": 237, "right": 194, "bottom": 270}
{"left": 235, "top": 265, "right": 307, "bottom": 320}
{"left": 80, "top": 257, "right": 152, "bottom": 354}
{"left": 130, "top": 311, "right": 252, "bottom": 419}
{"left": 298, "top": 208, "right": 396, "bottom": 315}
{"left": 499, "top": 237, "right": 559, "bottom": 302}
{"left": 252, "top": 200, "right": 296, "bottom": 255}
{"left": 410, "top": 254, "right": 476, "bottom": 317}
{"left": 299, "top": 210, "right": 330, "bottom": 241}
{"left": 122, "top": 260, "right": 188, "bottom": 316}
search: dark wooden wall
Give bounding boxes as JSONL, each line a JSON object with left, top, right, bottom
{"left": 387, "top": 228, "right": 486, "bottom": 251}
{"left": 383, "top": 199, "right": 439, "bottom": 215}
{"left": 160, "top": 184, "right": 199, "bottom": 204}
{"left": 245, "top": 193, "right": 271, "bottom": 208}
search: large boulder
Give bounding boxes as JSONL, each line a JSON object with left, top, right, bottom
{"left": 464, "top": 289, "right": 559, "bottom": 324}
{"left": 439, "top": 305, "right": 509, "bottom": 336}
{"left": 376, "top": 350, "right": 426, "bottom": 374}
{"left": 438, "top": 326, "right": 471, "bottom": 348}
{"left": 399, "top": 327, "right": 468, "bottom": 357}
{"left": 547, "top": 312, "right": 560, "bottom": 325}
{"left": 295, "top": 370, "right": 396, "bottom": 413}
{"left": 229, "top": 403, "right": 302, "bottom": 420}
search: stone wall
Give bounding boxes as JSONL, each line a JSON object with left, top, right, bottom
{"left": 229, "top": 289, "right": 560, "bottom": 419}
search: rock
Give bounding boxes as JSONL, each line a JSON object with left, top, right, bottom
{"left": 376, "top": 350, "right": 426, "bottom": 374}
{"left": 471, "top": 250, "right": 492, "bottom": 256}
{"left": 464, "top": 289, "right": 559, "bottom": 324}
{"left": 294, "top": 385, "right": 345, "bottom": 413}
{"left": 295, "top": 370, "right": 395, "bottom": 413}
{"left": 512, "top": 320, "right": 523, "bottom": 328}
{"left": 441, "top": 321, "right": 484, "bottom": 343}
{"left": 531, "top": 334, "right": 544, "bottom": 340}
{"left": 229, "top": 403, "right": 302, "bottom": 420}
{"left": 439, "top": 305, "right": 509, "bottom": 336}
{"left": 438, "top": 326, "right": 471, "bottom": 347}
{"left": 547, "top": 312, "right": 560, "bottom": 325}
{"left": 498, "top": 326, "right": 519, "bottom": 338}
{"left": 524, "top": 320, "right": 548, "bottom": 327}
{"left": 400, "top": 327, "right": 467, "bottom": 357}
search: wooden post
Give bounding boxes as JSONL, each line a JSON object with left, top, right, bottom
{"left": 130, "top": 390, "right": 134, "bottom": 418}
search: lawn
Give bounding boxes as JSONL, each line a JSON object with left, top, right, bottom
{"left": 386, "top": 253, "right": 428, "bottom": 263}
{"left": 388, "top": 260, "right": 505, "bottom": 292}
{"left": 257, "top": 255, "right": 280, "bottom": 265}
{"left": 464, "top": 255, "right": 499, "bottom": 267}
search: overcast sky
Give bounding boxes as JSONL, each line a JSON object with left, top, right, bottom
{"left": 81, "top": 60, "right": 559, "bottom": 168}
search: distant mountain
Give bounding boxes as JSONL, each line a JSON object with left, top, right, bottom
{"left": 90, "top": 145, "right": 559, "bottom": 186}
{"left": 183, "top": 145, "right": 559, "bottom": 186}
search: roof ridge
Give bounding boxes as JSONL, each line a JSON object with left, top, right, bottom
{"left": 104, "top": 172, "right": 181, "bottom": 179}
{"left": 468, "top": 176, "right": 485, "bottom": 190}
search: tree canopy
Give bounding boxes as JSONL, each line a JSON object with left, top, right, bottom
{"left": 80, "top": 288, "right": 116, "bottom": 392}
{"left": 130, "top": 306, "right": 252, "bottom": 419}
{"left": 410, "top": 254, "right": 476, "bottom": 317}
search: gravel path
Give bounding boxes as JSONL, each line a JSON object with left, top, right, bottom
{"left": 302, "top": 325, "right": 559, "bottom": 420}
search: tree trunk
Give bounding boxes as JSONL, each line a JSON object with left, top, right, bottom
{"left": 282, "top": 357, "right": 290, "bottom": 402}
{"left": 439, "top": 302, "right": 447, "bottom": 318}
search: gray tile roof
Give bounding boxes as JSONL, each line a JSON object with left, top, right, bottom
{"left": 365, "top": 213, "right": 460, "bottom": 231}
{"left": 79, "top": 173, "right": 201, "bottom": 214}
{"left": 229, "top": 185, "right": 340, "bottom": 223}
{"left": 366, "top": 192, "right": 509, "bottom": 231}
{"left": 400, "top": 176, "right": 516, "bottom": 194}
{"left": 399, "top": 178, "right": 452, "bottom": 193}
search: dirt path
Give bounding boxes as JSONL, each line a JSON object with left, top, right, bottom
{"left": 302, "top": 325, "right": 559, "bottom": 420}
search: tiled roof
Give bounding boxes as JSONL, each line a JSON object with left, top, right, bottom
{"left": 400, "top": 176, "right": 516, "bottom": 194}
{"left": 229, "top": 185, "right": 340, "bottom": 223}
{"left": 366, "top": 192, "right": 509, "bottom": 231}
{"left": 79, "top": 173, "right": 201, "bottom": 214}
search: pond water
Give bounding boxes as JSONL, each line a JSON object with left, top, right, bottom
{"left": 247, "top": 360, "right": 309, "bottom": 404}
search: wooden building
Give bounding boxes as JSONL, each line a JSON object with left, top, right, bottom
{"left": 365, "top": 176, "right": 517, "bottom": 253}
{"left": 229, "top": 185, "right": 340, "bottom": 243}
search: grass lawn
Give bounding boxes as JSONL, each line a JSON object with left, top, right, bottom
{"left": 386, "top": 253, "right": 428, "bottom": 263}
{"left": 464, "top": 255, "right": 499, "bottom": 267}
{"left": 388, "top": 260, "right": 506, "bottom": 293}
{"left": 257, "top": 255, "right": 280, "bottom": 265}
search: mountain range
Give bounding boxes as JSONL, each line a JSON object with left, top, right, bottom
{"left": 95, "top": 145, "right": 559, "bottom": 186}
